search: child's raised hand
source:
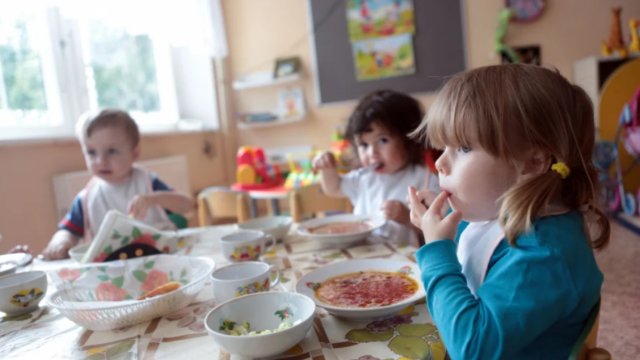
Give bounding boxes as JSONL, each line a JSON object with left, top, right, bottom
{"left": 380, "top": 200, "right": 410, "bottom": 225}
{"left": 312, "top": 151, "right": 337, "bottom": 170}
{"left": 408, "top": 186, "right": 462, "bottom": 243}
{"left": 42, "top": 238, "right": 74, "bottom": 260}
{"left": 128, "top": 194, "right": 155, "bottom": 220}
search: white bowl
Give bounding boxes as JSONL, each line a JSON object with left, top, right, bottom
{"left": 237, "top": 216, "right": 293, "bottom": 241}
{"left": 0, "top": 253, "right": 33, "bottom": 277}
{"left": 205, "top": 292, "right": 316, "bottom": 358}
{"left": 295, "top": 259, "right": 424, "bottom": 321}
{"left": 68, "top": 244, "right": 90, "bottom": 262}
{"left": 0, "top": 271, "right": 48, "bottom": 316}
{"left": 297, "top": 214, "right": 385, "bottom": 246}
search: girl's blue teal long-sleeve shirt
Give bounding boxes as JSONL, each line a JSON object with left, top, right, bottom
{"left": 415, "top": 211, "right": 603, "bottom": 360}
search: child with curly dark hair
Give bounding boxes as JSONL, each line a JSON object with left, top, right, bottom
{"left": 313, "top": 90, "right": 439, "bottom": 244}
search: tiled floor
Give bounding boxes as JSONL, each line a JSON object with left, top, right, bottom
{"left": 595, "top": 219, "right": 640, "bottom": 359}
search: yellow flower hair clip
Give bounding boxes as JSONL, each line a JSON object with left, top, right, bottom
{"left": 551, "top": 162, "right": 570, "bottom": 179}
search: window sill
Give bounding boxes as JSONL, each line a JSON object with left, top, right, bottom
{"left": 0, "top": 120, "right": 218, "bottom": 147}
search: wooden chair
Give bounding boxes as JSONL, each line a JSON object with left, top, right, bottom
{"left": 197, "top": 187, "right": 251, "bottom": 226}
{"left": 569, "top": 299, "right": 612, "bottom": 360}
{"left": 289, "top": 184, "right": 353, "bottom": 222}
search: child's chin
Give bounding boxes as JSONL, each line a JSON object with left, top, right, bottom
{"left": 447, "top": 199, "right": 467, "bottom": 219}
{"left": 96, "top": 173, "right": 122, "bottom": 184}
{"left": 374, "top": 163, "right": 402, "bottom": 174}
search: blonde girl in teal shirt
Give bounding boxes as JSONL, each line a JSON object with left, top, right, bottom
{"left": 407, "top": 64, "right": 609, "bottom": 360}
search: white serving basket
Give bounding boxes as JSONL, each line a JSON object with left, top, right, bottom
{"left": 47, "top": 255, "right": 215, "bottom": 331}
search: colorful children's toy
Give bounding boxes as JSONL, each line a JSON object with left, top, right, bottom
{"left": 331, "top": 126, "right": 356, "bottom": 175}
{"left": 594, "top": 84, "right": 640, "bottom": 215}
{"left": 234, "top": 146, "right": 282, "bottom": 190}
{"left": 601, "top": 7, "right": 628, "bottom": 58}
{"left": 495, "top": 2, "right": 547, "bottom": 64}
{"left": 630, "top": 19, "right": 640, "bottom": 54}
{"left": 283, "top": 127, "right": 358, "bottom": 189}
{"left": 284, "top": 152, "right": 320, "bottom": 189}
{"left": 495, "top": 8, "right": 520, "bottom": 63}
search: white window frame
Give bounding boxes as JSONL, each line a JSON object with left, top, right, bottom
{"left": 75, "top": 18, "right": 179, "bottom": 132}
{"left": 0, "top": 8, "right": 73, "bottom": 141}
{"left": 0, "top": 5, "right": 219, "bottom": 143}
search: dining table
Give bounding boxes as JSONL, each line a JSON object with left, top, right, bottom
{"left": 0, "top": 224, "right": 448, "bottom": 360}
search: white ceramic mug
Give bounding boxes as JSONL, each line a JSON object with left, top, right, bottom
{"left": 211, "top": 262, "right": 281, "bottom": 303}
{"left": 220, "top": 230, "right": 275, "bottom": 262}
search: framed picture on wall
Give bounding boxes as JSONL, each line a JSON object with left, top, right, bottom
{"left": 273, "top": 57, "right": 301, "bottom": 78}
{"left": 346, "top": 0, "right": 415, "bottom": 42}
{"left": 277, "top": 87, "right": 305, "bottom": 119}
{"left": 505, "top": 0, "right": 546, "bottom": 23}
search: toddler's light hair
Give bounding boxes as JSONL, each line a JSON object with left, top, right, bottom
{"left": 76, "top": 108, "right": 140, "bottom": 148}
{"left": 414, "top": 64, "right": 609, "bottom": 250}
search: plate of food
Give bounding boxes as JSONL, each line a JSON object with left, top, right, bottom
{"left": 297, "top": 214, "right": 385, "bottom": 246}
{"left": 295, "top": 259, "right": 424, "bottom": 321}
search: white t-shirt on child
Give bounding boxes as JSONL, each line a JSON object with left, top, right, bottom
{"left": 84, "top": 167, "right": 175, "bottom": 240}
{"left": 340, "top": 165, "right": 440, "bottom": 244}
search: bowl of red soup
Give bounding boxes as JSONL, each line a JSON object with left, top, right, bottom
{"left": 297, "top": 214, "right": 385, "bottom": 246}
{"left": 295, "top": 259, "right": 424, "bottom": 321}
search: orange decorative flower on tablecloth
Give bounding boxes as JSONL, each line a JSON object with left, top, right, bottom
{"left": 96, "top": 282, "right": 128, "bottom": 301}
{"left": 58, "top": 268, "right": 81, "bottom": 281}
{"left": 141, "top": 269, "right": 169, "bottom": 293}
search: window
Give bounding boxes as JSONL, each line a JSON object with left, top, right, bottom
{"left": 0, "top": 2, "right": 222, "bottom": 142}
{"left": 83, "top": 22, "right": 161, "bottom": 113}
{"left": 0, "top": 12, "right": 48, "bottom": 120}
{"left": 78, "top": 18, "right": 178, "bottom": 128}
{"left": 0, "top": 9, "right": 67, "bottom": 138}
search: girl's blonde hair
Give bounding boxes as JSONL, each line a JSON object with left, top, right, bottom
{"left": 415, "top": 64, "right": 610, "bottom": 250}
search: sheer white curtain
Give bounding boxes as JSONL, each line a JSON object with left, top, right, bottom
{"left": 25, "top": 0, "right": 228, "bottom": 58}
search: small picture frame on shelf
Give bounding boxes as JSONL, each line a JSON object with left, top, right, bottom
{"left": 274, "top": 57, "right": 301, "bottom": 79}
{"left": 277, "top": 87, "right": 305, "bottom": 119}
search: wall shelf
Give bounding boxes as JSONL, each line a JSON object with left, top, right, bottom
{"left": 232, "top": 72, "right": 302, "bottom": 91}
{"left": 237, "top": 114, "right": 306, "bottom": 129}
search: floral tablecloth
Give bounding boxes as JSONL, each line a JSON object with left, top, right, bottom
{"left": 0, "top": 225, "right": 447, "bottom": 360}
